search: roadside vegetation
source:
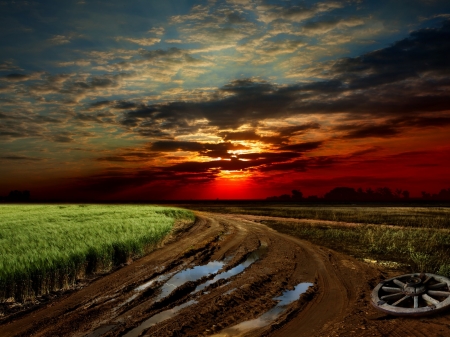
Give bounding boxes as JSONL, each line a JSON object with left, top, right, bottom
{"left": 0, "top": 205, "right": 194, "bottom": 302}
{"left": 190, "top": 205, "right": 450, "bottom": 228}
{"left": 189, "top": 204, "right": 450, "bottom": 277}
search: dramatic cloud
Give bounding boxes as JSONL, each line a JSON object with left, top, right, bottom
{"left": 256, "top": 2, "right": 343, "bottom": 23}
{"left": 115, "top": 36, "right": 161, "bottom": 46}
{"left": 1, "top": 1, "right": 449, "bottom": 199}
{"left": 0, "top": 155, "right": 43, "bottom": 161}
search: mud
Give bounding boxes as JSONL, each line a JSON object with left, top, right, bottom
{"left": 1, "top": 212, "right": 449, "bottom": 336}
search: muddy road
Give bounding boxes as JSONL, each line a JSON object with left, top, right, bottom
{"left": 1, "top": 213, "right": 449, "bottom": 336}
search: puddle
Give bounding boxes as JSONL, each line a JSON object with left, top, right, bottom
{"left": 122, "top": 300, "right": 197, "bottom": 337}
{"left": 135, "top": 273, "right": 172, "bottom": 292}
{"left": 155, "top": 260, "right": 225, "bottom": 301}
{"left": 115, "top": 246, "right": 268, "bottom": 335}
{"left": 113, "top": 273, "right": 176, "bottom": 313}
{"left": 273, "top": 282, "right": 313, "bottom": 306}
{"left": 223, "top": 288, "right": 236, "bottom": 296}
{"left": 84, "top": 324, "right": 117, "bottom": 337}
{"left": 194, "top": 245, "right": 267, "bottom": 294}
{"left": 114, "top": 260, "right": 225, "bottom": 315}
{"left": 211, "top": 282, "right": 313, "bottom": 337}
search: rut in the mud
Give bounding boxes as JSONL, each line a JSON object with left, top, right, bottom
{"left": 1, "top": 213, "right": 449, "bottom": 337}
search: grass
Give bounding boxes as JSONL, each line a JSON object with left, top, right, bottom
{"left": 187, "top": 204, "right": 450, "bottom": 277}
{"left": 188, "top": 205, "right": 450, "bottom": 228}
{"left": 260, "top": 220, "right": 450, "bottom": 276}
{"left": 0, "top": 204, "right": 194, "bottom": 302}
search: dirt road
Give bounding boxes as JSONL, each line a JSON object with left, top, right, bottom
{"left": 1, "top": 213, "right": 449, "bottom": 336}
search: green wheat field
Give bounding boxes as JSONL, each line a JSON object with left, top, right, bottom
{"left": 0, "top": 205, "right": 194, "bottom": 301}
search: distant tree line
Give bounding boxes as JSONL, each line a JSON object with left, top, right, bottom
{"left": 421, "top": 188, "right": 450, "bottom": 201}
{"left": 266, "top": 187, "right": 450, "bottom": 202}
{"left": 0, "top": 190, "right": 31, "bottom": 202}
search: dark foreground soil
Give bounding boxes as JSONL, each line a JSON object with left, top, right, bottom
{"left": 1, "top": 212, "right": 449, "bottom": 337}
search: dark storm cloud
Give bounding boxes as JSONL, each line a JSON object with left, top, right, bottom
{"left": 334, "top": 114, "right": 450, "bottom": 139}
{"left": 74, "top": 144, "right": 447, "bottom": 196}
{"left": 48, "top": 133, "right": 74, "bottom": 143}
{"left": 89, "top": 100, "right": 111, "bottom": 109}
{"left": 116, "top": 20, "right": 450, "bottom": 136}
{"left": 74, "top": 168, "right": 220, "bottom": 194}
{"left": 337, "top": 124, "right": 400, "bottom": 139}
{"left": 0, "top": 111, "right": 50, "bottom": 139}
{"left": 4, "top": 73, "right": 29, "bottom": 81}
{"left": 113, "top": 101, "right": 141, "bottom": 110}
{"left": 219, "top": 130, "right": 261, "bottom": 141}
{"left": 96, "top": 152, "right": 161, "bottom": 162}
{"left": 330, "top": 20, "right": 450, "bottom": 88}
{"left": 238, "top": 151, "right": 299, "bottom": 161}
{"left": 257, "top": 159, "right": 309, "bottom": 172}
{"left": 218, "top": 123, "right": 320, "bottom": 143}
{"left": 150, "top": 141, "right": 205, "bottom": 152}
{"left": 137, "top": 129, "right": 172, "bottom": 138}
{"left": 139, "top": 47, "right": 188, "bottom": 60}
{"left": 89, "top": 144, "right": 311, "bottom": 192}
{"left": 167, "top": 157, "right": 276, "bottom": 173}
{"left": 393, "top": 115, "right": 450, "bottom": 128}
{"left": 29, "top": 73, "right": 126, "bottom": 100}
{"left": 277, "top": 141, "right": 323, "bottom": 152}
{"left": 162, "top": 149, "right": 310, "bottom": 175}
{"left": 0, "top": 155, "right": 43, "bottom": 161}
{"left": 350, "top": 147, "right": 383, "bottom": 157}
{"left": 276, "top": 123, "right": 321, "bottom": 136}
{"left": 120, "top": 80, "right": 299, "bottom": 131}
{"left": 75, "top": 113, "right": 103, "bottom": 123}
{"left": 74, "top": 110, "right": 115, "bottom": 123}
{"left": 150, "top": 141, "right": 248, "bottom": 158}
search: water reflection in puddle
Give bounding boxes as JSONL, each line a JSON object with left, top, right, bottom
{"left": 194, "top": 246, "right": 267, "bottom": 293}
{"left": 135, "top": 273, "right": 171, "bottom": 292}
{"left": 114, "top": 260, "right": 226, "bottom": 314}
{"left": 113, "top": 246, "right": 267, "bottom": 336}
{"left": 211, "top": 282, "right": 313, "bottom": 337}
{"left": 122, "top": 300, "right": 197, "bottom": 337}
{"left": 113, "top": 274, "right": 174, "bottom": 313}
{"left": 155, "top": 260, "right": 225, "bottom": 301}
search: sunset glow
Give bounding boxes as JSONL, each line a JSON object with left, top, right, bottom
{"left": 1, "top": 0, "right": 450, "bottom": 200}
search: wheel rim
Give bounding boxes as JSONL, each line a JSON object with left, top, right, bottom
{"left": 371, "top": 273, "right": 450, "bottom": 316}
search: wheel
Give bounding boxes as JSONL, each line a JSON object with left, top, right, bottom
{"left": 371, "top": 273, "right": 450, "bottom": 316}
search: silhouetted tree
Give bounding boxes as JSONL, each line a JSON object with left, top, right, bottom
{"left": 267, "top": 186, "right": 450, "bottom": 202}
{"left": 266, "top": 196, "right": 279, "bottom": 201}
{"left": 7, "top": 190, "right": 31, "bottom": 202}
{"left": 422, "top": 191, "right": 431, "bottom": 200}
{"left": 291, "top": 189, "right": 303, "bottom": 200}
{"left": 324, "top": 187, "right": 358, "bottom": 201}
{"left": 376, "top": 187, "right": 394, "bottom": 200}
{"left": 22, "top": 190, "right": 30, "bottom": 200}
{"left": 426, "top": 188, "right": 450, "bottom": 200}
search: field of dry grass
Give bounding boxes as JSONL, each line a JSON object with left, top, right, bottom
{"left": 187, "top": 204, "right": 450, "bottom": 276}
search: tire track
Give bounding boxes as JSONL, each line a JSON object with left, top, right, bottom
{"left": 1, "top": 212, "right": 449, "bottom": 337}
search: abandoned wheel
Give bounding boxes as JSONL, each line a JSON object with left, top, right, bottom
{"left": 371, "top": 273, "right": 450, "bottom": 316}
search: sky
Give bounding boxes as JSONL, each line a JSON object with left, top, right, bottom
{"left": 1, "top": 0, "right": 450, "bottom": 200}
